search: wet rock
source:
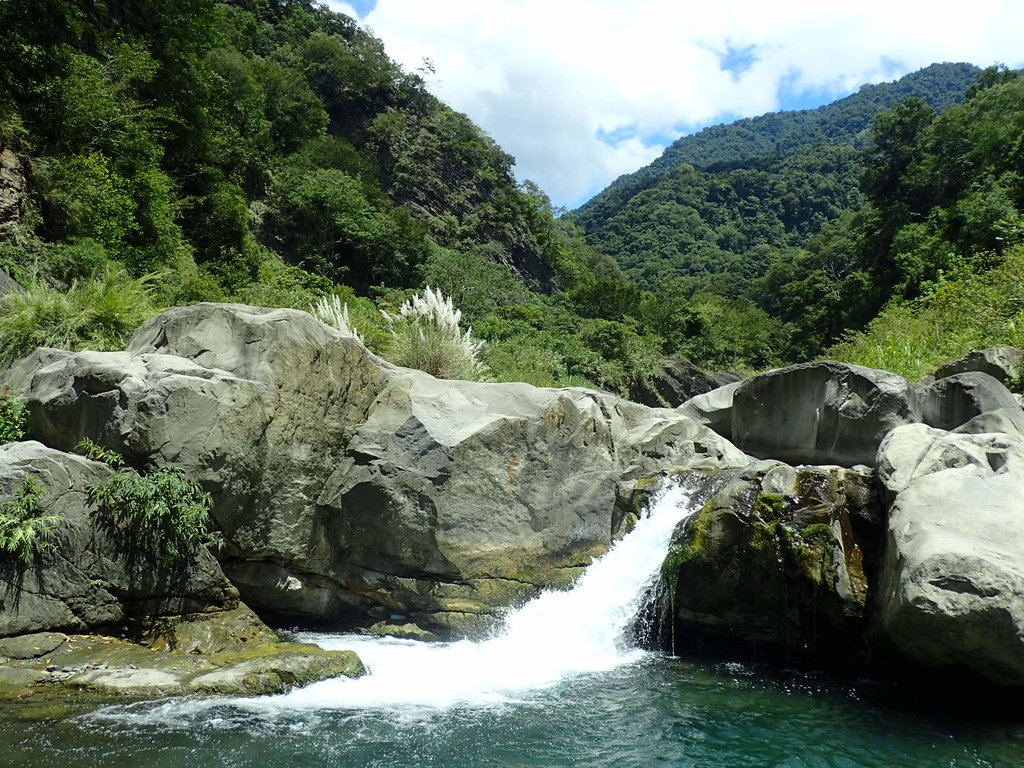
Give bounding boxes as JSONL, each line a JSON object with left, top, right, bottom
{"left": 0, "top": 632, "right": 364, "bottom": 699}
{"left": 661, "top": 463, "right": 876, "bottom": 664}
{"left": 142, "top": 605, "right": 280, "bottom": 654}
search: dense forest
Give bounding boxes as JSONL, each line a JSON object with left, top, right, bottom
{"left": 0, "top": 0, "right": 1022, "bottom": 399}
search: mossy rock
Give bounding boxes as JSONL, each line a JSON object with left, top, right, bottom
{"left": 660, "top": 462, "right": 877, "bottom": 667}
{"left": 0, "top": 632, "right": 364, "bottom": 701}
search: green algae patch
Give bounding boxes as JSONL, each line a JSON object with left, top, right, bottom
{"left": 0, "top": 631, "right": 364, "bottom": 702}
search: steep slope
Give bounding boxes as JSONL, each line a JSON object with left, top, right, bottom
{"left": 574, "top": 63, "right": 980, "bottom": 291}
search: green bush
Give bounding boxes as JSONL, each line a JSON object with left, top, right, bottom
{"left": 827, "top": 245, "right": 1024, "bottom": 379}
{"left": 87, "top": 466, "right": 222, "bottom": 568}
{"left": 74, "top": 437, "right": 125, "bottom": 468}
{"left": 0, "top": 264, "right": 159, "bottom": 362}
{"left": 0, "top": 476, "right": 61, "bottom": 563}
{"left": 0, "top": 388, "right": 27, "bottom": 443}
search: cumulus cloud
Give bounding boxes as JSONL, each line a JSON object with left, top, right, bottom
{"left": 327, "top": 0, "right": 1024, "bottom": 207}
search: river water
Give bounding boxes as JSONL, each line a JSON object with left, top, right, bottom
{"left": 2, "top": 483, "right": 1021, "bottom": 767}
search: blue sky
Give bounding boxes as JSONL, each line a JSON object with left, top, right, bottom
{"left": 328, "top": 1, "right": 1024, "bottom": 209}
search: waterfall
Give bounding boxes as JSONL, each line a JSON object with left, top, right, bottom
{"left": 244, "top": 480, "right": 698, "bottom": 712}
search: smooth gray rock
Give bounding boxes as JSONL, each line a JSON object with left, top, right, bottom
{"left": 934, "top": 347, "right": 1022, "bottom": 385}
{"left": 731, "top": 361, "right": 919, "bottom": 467}
{"left": 875, "top": 425, "right": 1024, "bottom": 685}
{"left": 677, "top": 381, "right": 742, "bottom": 441}
{"left": 0, "top": 442, "right": 237, "bottom": 638}
{"left": 953, "top": 407, "right": 1024, "bottom": 435}
{"left": 916, "top": 371, "right": 1019, "bottom": 431}
{"left": 11, "top": 303, "right": 749, "bottom": 634}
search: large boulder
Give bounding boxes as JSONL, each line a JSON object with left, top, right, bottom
{"left": 677, "top": 380, "right": 741, "bottom": 441}
{"left": 875, "top": 424, "right": 1024, "bottom": 685}
{"left": 630, "top": 359, "right": 719, "bottom": 408}
{"left": 731, "top": 361, "right": 919, "bottom": 467}
{"left": 0, "top": 442, "right": 237, "bottom": 638}
{"left": 660, "top": 462, "right": 876, "bottom": 664}
{"left": 916, "top": 371, "right": 1020, "bottom": 431}
{"left": 9, "top": 303, "right": 749, "bottom": 635}
{"left": 934, "top": 347, "right": 1022, "bottom": 385}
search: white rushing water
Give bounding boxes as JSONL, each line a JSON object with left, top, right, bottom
{"left": 240, "top": 480, "right": 697, "bottom": 712}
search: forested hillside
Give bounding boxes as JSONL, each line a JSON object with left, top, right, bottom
{"left": 575, "top": 63, "right": 1024, "bottom": 366}
{"left": 0, "top": 0, "right": 683, "bottom": 396}
{"left": 574, "top": 63, "right": 978, "bottom": 294}
{"left": 0, "top": 2, "right": 1021, "bottom": 396}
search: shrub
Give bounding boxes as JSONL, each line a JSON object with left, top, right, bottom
{"left": 0, "top": 263, "right": 159, "bottom": 362}
{"left": 382, "top": 286, "right": 488, "bottom": 380}
{"left": 0, "top": 388, "right": 27, "bottom": 443}
{"left": 87, "top": 466, "right": 222, "bottom": 568}
{"left": 74, "top": 437, "right": 125, "bottom": 468}
{"left": 0, "top": 476, "right": 61, "bottom": 563}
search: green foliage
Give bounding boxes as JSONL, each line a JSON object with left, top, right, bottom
{"left": 74, "top": 437, "right": 125, "bottom": 468}
{"left": 0, "top": 388, "right": 27, "bottom": 444}
{"left": 576, "top": 63, "right": 980, "bottom": 291}
{"left": 827, "top": 245, "right": 1024, "bottom": 380}
{"left": 0, "top": 476, "right": 61, "bottom": 564}
{"left": 87, "top": 466, "right": 221, "bottom": 568}
{"left": 0, "top": 264, "right": 159, "bottom": 363}
{"left": 419, "top": 245, "right": 528, "bottom": 323}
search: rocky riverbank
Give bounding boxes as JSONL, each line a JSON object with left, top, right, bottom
{"left": 1, "top": 302, "right": 1021, "bottom": 694}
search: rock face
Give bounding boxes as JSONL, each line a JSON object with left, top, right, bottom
{"left": 0, "top": 625, "right": 364, "bottom": 699}
{"left": 0, "top": 442, "right": 237, "bottom": 638}
{"left": 916, "top": 371, "right": 1020, "bottom": 431}
{"left": 662, "top": 462, "right": 875, "bottom": 663}
{"left": 10, "top": 303, "right": 748, "bottom": 634}
{"left": 875, "top": 424, "right": 1024, "bottom": 685}
{"left": 630, "top": 359, "right": 719, "bottom": 408}
{"left": 677, "top": 381, "right": 741, "bottom": 442}
{"left": 731, "top": 362, "right": 919, "bottom": 467}
{"left": 934, "top": 347, "right": 1022, "bottom": 385}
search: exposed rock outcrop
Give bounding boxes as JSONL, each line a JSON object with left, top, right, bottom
{"left": 0, "top": 441, "right": 236, "bottom": 638}
{"left": 916, "top": 371, "right": 1020, "bottom": 431}
{"left": 9, "top": 303, "right": 748, "bottom": 634}
{"left": 933, "top": 347, "right": 1022, "bottom": 385}
{"left": 677, "top": 381, "right": 741, "bottom": 441}
{"left": 661, "top": 462, "right": 875, "bottom": 664}
{"left": 630, "top": 359, "right": 720, "bottom": 408}
{"left": 874, "top": 424, "right": 1024, "bottom": 686}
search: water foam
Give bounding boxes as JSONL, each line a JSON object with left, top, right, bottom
{"left": 240, "top": 480, "right": 696, "bottom": 712}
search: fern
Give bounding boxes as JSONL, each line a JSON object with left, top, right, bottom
{"left": 0, "top": 476, "right": 62, "bottom": 563}
{"left": 87, "top": 465, "right": 221, "bottom": 567}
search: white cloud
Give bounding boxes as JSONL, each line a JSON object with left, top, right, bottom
{"left": 329, "top": 0, "right": 1024, "bottom": 208}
